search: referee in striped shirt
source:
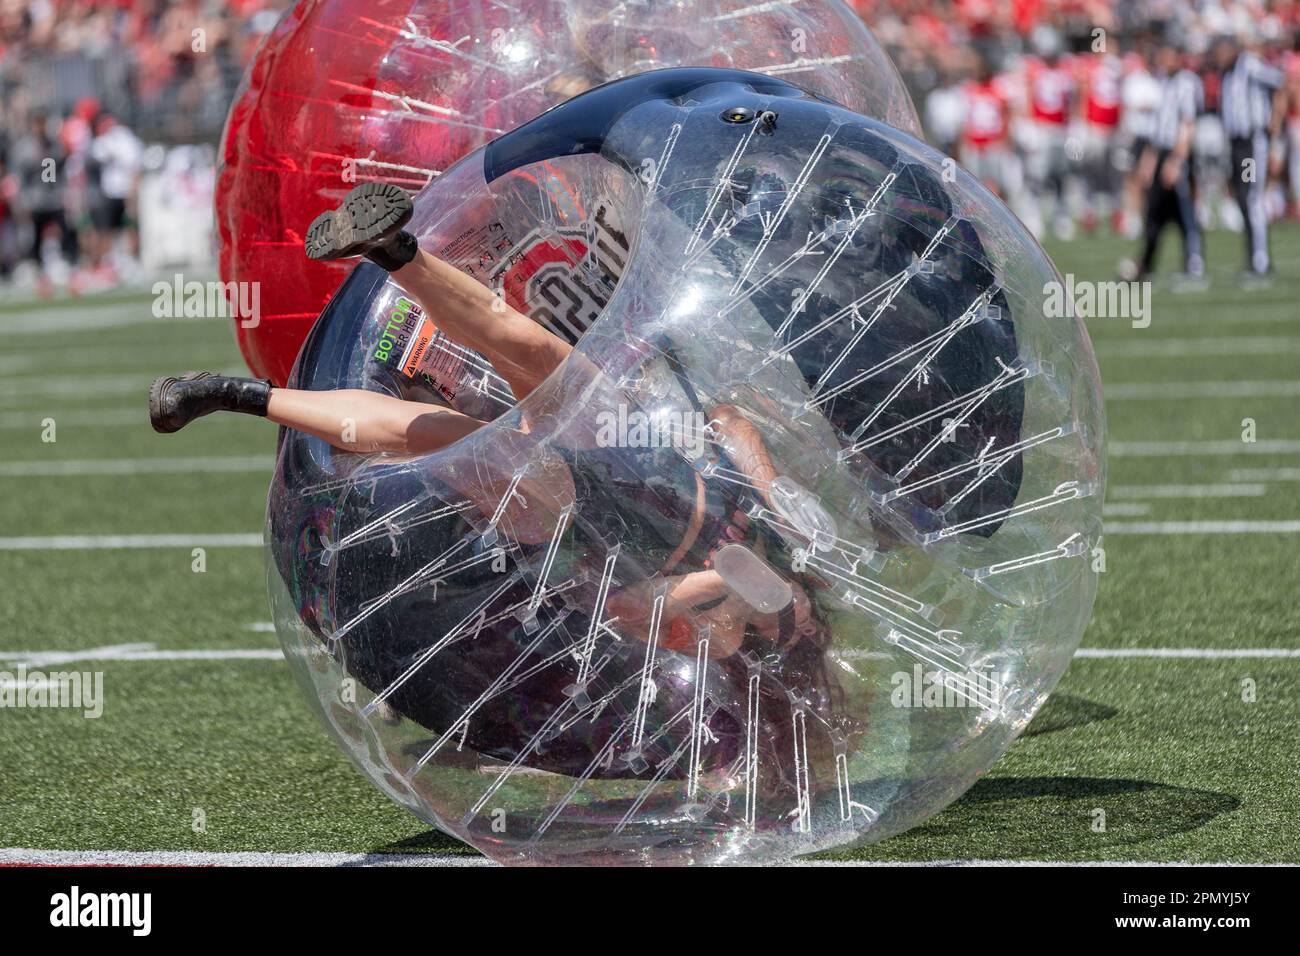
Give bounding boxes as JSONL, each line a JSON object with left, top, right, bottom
{"left": 1131, "top": 41, "right": 1204, "bottom": 281}
{"left": 1213, "top": 35, "right": 1286, "bottom": 276}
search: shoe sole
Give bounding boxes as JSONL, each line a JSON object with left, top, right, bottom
{"left": 149, "top": 371, "right": 214, "bottom": 434}
{"left": 304, "top": 182, "right": 413, "bottom": 261}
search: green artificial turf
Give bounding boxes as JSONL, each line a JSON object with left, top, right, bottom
{"left": 1, "top": 225, "right": 1297, "bottom": 862}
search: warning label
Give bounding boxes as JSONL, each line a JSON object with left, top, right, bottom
{"left": 373, "top": 295, "right": 469, "bottom": 402}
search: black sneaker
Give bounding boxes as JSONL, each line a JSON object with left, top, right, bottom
{"left": 149, "top": 372, "right": 272, "bottom": 434}
{"left": 304, "top": 182, "right": 417, "bottom": 270}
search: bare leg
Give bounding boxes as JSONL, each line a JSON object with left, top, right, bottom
{"left": 264, "top": 243, "right": 579, "bottom": 454}
{"left": 266, "top": 387, "right": 575, "bottom": 544}
{"left": 266, "top": 388, "right": 484, "bottom": 455}
{"left": 304, "top": 183, "right": 572, "bottom": 399}
{"left": 390, "top": 249, "right": 572, "bottom": 400}
{"left": 154, "top": 183, "right": 575, "bottom": 449}
{"left": 709, "top": 404, "right": 780, "bottom": 506}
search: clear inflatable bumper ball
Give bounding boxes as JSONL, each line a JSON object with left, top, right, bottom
{"left": 267, "top": 69, "right": 1105, "bottom": 865}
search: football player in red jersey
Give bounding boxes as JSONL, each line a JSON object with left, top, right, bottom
{"left": 1019, "top": 27, "right": 1076, "bottom": 238}
{"left": 1075, "top": 46, "right": 1126, "bottom": 233}
{"left": 1285, "top": 44, "right": 1300, "bottom": 219}
{"left": 959, "top": 55, "right": 1022, "bottom": 199}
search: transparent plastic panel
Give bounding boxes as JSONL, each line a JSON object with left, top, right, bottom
{"left": 267, "top": 70, "right": 1104, "bottom": 865}
{"left": 219, "top": 0, "right": 919, "bottom": 383}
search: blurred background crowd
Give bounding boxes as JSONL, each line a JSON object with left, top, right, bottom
{"left": 2, "top": 0, "right": 1298, "bottom": 293}
{"left": 0, "top": 0, "right": 290, "bottom": 293}
{"left": 858, "top": 0, "right": 1300, "bottom": 273}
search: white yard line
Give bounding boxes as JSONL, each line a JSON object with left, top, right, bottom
{"left": 1, "top": 455, "right": 271, "bottom": 478}
{"left": 1105, "top": 380, "right": 1300, "bottom": 400}
{"left": 10, "top": 342, "right": 237, "bottom": 363}
{"left": 792, "top": 859, "right": 1293, "bottom": 867}
{"left": 0, "top": 369, "right": 248, "bottom": 408}
{"left": 7, "top": 643, "right": 1296, "bottom": 667}
{"left": 1136, "top": 303, "right": 1300, "bottom": 324}
{"left": 5, "top": 509, "right": 1299, "bottom": 554}
{"left": 1103, "top": 520, "right": 1300, "bottom": 534}
{"left": 1228, "top": 467, "right": 1300, "bottom": 481}
{"left": 0, "top": 304, "right": 155, "bottom": 336}
{"left": 0, "top": 409, "right": 144, "bottom": 429}
{"left": 1, "top": 646, "right": 283, "bottom": 665}
{"left": 1109, "top": 439, "right": 1300, "bottom": 456}
{"left": 0, "top": 848, "right": 491, "bottom": 867}
{"left": 0, "top": 355, "right": 35, "bottom": 372}
{"left": 0, "top": 456, "right": 274, "bottom": 477}
{"left": 0, "top": 375, "right": 191, "bottom": 402}
{"left": 0, "top": 533, "right": 262, "bottom": 550}
{"left": 1074, "top": 647, "right": 1300, "bottom": 658}
{"left": 1094, "top": 335, "right": 1300, "bottom": 358}
{"left": 1101, "top": 503, "right": 1150, "bottom": 516}
{"left": 4, "top": 516, "right": 1299, "bottom": 553}
{"left": 1109, "top": 483, "right": 1267, "bottom": 499}
{"left": 0, "top": 847, "right": 1287, "bottom": 867}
